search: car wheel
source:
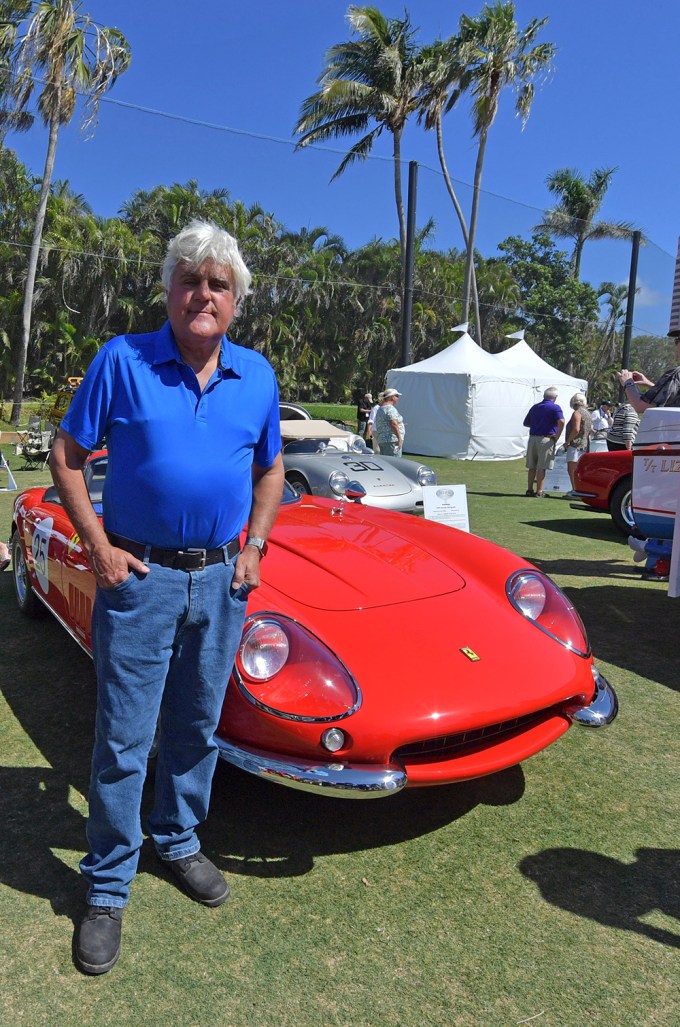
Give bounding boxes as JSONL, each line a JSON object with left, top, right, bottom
{"left": 287, "top": 474, "right": 311, "bottom": 495}
{"left": 608, "top": 476, "right": 642, "bottom": 537}
{"left": 12, "top": 530, "right": 45, "bottom": 618}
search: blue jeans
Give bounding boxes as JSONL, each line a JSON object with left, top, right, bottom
{"left": 82, "top": 555, "right": 247, "bottom": 907}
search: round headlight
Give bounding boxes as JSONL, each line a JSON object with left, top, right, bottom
{"left": 329, "top": 470, "right": 350, "bottom": 495}
{"left": 417, "top": 465, "right": 438, "bottom": 486}
{"left": 507, "top": 570, "right": 589, "bottom": 655}
{"left": 509, "top": 572, "right": 547, "bottom": 620}
{"left": 239, "top": 620, "right": 290, "bottom": 680}
{"left": 235, "top": 614, "right": 361, "bottom": 721}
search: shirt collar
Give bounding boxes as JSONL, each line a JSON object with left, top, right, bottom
{"left": 152, "top": 321, "right": 242, "bottom": 378}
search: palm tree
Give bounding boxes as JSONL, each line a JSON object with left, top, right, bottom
{"left": 415, "top": 37, "right": 484, "bottom": 341}
{"left": 0, "top": 0, "right": 130, "bottom": 423}
{"left": 455, "top": 1, "right": 555, "bottom": 325}
{"left": 534, "top": 167, "right": 638, "bottom": 279}
{"left": 293, "top": 5, "right": 423, "bottom": 273}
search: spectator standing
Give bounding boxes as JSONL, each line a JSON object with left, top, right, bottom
{"left": 356, "top": 392, "right": 373, "bottom": 436}
{"left": 607, "top": 403, "right": 640, "bottom": 451}
{"left": 563, "top": 392, "right": 592, "bottom": 493}
{"left": 590, "top": 401, "right": 613, "bottom": 450}
{"left": 366, "top": 392, "right": 383, "bottom": 450}
{"left": 50, "top": 220, "right": 284, "bottom": 975}
{"left": 618, "top": 337, "right": 680, "bottom": 413}
{"left": 375, "top": 387, "right": 405, "bottom": 456}
{"left": 522, "top": 387, "right": 565, "bottom": 497}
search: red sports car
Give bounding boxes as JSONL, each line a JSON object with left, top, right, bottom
{"left": 11, "top": 452, "right": 618, "bottom": 799}
{"left": 573, "top": 449, "right": 636, "bottom": 536}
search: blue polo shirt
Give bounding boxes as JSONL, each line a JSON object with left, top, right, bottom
{"left": 61, "top": 321, "right": 281, "bottom": 548}
{"left": 523, "top": 399, "right": 564, "bottom": 437}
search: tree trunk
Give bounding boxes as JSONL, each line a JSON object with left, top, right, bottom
{"left": 462, "top": 127, "right": 488, "bottom": 330}
{"left": 572, "top": 236, "right": 584, "bottom": 280}
{"left": 435, "top": 114, "right": 482, "bottom": 342}
{"left": 392, "top": 129, "right": 406, "bottom": 278}
{"left": 11, "top": 115, "right": 60, "bottom": 425}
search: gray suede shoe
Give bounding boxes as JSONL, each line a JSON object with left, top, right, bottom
{"left": 75, "top": 906, "right": 123, "bottom": 975}
{"left": 161, "top": 851, "right": 230, "bottom": 907}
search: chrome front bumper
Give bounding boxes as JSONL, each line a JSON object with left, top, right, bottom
{"left": 216, "top": 738, "right": 407, "bottom": 799}
{"left": 217, "top": 669, "right": 618, "bottom": 797}
{"left": 565, "top": 668, "right": 619, "bottom": 727}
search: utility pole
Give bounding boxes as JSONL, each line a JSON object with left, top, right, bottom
{"left": 400, "top": 161, "right": 418, "bottom": 367}
{"left": 619, "top": 230, "right": 641, "bottom": 402}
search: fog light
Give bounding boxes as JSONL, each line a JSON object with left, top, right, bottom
{"left": 321, "top": 728, "right": 346, "bottom": 752}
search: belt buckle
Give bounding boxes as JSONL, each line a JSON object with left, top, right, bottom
{"left": 183, "top": 548, "right": 207, "bottom": 571}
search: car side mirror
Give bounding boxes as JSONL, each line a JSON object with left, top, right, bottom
{"left": 344, "top": 481, "right": 366, "bottom": 503}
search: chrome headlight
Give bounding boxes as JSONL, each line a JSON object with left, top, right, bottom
{"left": 507, "top": 570, "right": 590, "bottom": 656}
{"left": 235, "top": 614, "right": 361, "bottom": 721}
{"left": 329, "top": 470, "right": 350, "bottom": 495}
{"left": 417, "top": 465, "right": 437, "bottom": 486}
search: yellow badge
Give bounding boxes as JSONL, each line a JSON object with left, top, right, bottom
{"left": 460, "top": 647, "right": 480, "bottom": 662}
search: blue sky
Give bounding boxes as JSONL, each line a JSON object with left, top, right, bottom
{"left": 5, "top": 0, "right": 679, "bottom": 338}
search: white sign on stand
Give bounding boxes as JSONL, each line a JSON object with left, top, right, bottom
{"left": 422, "top": 484, "right": 470, "bottom": 532}
{"left": 543, "top": 448, "right": 571, "bottom": 495}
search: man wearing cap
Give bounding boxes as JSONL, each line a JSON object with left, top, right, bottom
{"left": 590, "top": 400, "right": 613, "bottom": 450}
{"left": 375, "top": 388, "right": 405, "bottom": 456}
{"left": 522, "top": 387, "right": 564, "bottom": 496}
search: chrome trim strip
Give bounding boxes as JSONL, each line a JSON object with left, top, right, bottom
{"left": 565, "top": 669, "right": 619, "bottom": 727}
{"left": 215, "top": 737, "right": 407, "bottom": 798}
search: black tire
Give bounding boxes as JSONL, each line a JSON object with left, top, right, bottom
{"left": 286, "top": 473, "right": 311, "bottom": 495}
{"left": 11, "top": 530, "right": 45, "bottom": 618}
{"left": 608, "top": 476, "right": 641, "bottom": 537}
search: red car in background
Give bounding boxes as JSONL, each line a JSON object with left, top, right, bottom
{"left": 573, "top": 449, "right": 636, "bottom": 536}
{"left": 11, "top": 452, "right": 618, "bottom": 799}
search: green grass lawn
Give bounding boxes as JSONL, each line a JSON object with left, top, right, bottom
{"left": 0, "top": 438, "right": 677, "bottom": 1027}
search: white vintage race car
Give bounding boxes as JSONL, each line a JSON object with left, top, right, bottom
{"left": 281, "top": 419, "right": 437, "bottom": 512}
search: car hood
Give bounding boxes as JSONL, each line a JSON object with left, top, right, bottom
{"left": 265, "top": 502, "right": 465, "bottom": 611}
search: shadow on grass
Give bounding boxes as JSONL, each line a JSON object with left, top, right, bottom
{"left": 519, "top": 847, "right": 680, "bottom": 948}
{"left": 0, "top": 572, "right": 527, "bottom": 900}
{"left": 194, "top": 761, "right": 526, "bottom": 880}
{"left": 526, "top": 515, "right": 629, "bottom": 544}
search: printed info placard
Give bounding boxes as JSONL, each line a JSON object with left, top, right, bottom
{"left": 422, "top": 484, "right": 470, "bottom": 532}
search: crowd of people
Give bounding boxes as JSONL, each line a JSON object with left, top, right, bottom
{"left": 523, "top": 387, "right": 643, "bottom": 498}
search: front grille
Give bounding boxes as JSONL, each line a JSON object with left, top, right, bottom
{"left": 394, "top": 709, "right": 555, "bottom": 762}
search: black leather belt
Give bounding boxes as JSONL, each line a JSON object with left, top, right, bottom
{"left": 107, "top": 532, "right": 240, "bottom": 571}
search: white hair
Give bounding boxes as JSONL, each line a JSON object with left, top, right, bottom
{"left": 570, "top": 392, "right": 587, "bottom": 408}
{"left": 543, "top": 387, "right": 559, "bottom": 400}
{"left": 161, "top": 219, "right": 252, "bottom": 312}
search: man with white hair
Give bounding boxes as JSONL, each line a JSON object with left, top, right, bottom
{"left": 50, "top": 220, "right": 284, "bottom": 974}
{"left": 522, "top": 387, "right": 565, "bottom": 497}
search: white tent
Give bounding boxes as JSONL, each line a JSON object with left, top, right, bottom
{"left": 385, "top": 329, "right": 587, "bottom": 460}
{"left": 495, "top": 332, "right": 587, "bottom": 424}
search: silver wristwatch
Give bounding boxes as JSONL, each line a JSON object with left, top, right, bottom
{"left": 245, "top": 536, "right": 267, "bottom": 556}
